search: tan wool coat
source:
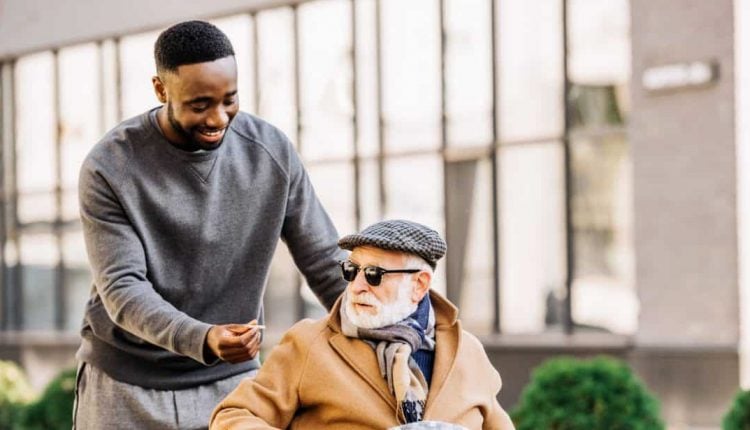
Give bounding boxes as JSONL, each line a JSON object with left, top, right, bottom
{"left": 210, "top": 290, "right": 516, "bottom": 430}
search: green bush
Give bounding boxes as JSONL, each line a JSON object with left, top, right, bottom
{"left": 511, "top": 356, "right": 664, "bottom": 430}
{"left": 722, "top": 389, "right": 750, "bottom": 430}
{"left": 0, "top": 361, "right": 35, "bottom": 430}
{"left": 16, "top": 368, "right": 76, "bottom": 430}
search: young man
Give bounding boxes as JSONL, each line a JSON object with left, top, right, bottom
{"left": 73, "top": 20, "right": 346, "bottom": 429}
{"left": 210, "top": 220, "right": 516, "bottom": 430}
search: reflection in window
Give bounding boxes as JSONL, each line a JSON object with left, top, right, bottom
{"left": 381, "top": 0, "right": 441, "bottom": 153}
{"left": 568, "top": 0, "right": 634, "bottom": 335}
{"left": 15, "top": 52, "right": 56, "bottom": 223}
{"left": 500, "top": 142, "right": 566, "bottom": 333}
{"left": 444, "top": 0, "right": 493, "bottom": 148}
{"left": 299, "top": 0, "right": 353, "bottom": 161}
{"left": 257, "top": 8, "right": 297, "bottom": 142}
{"left": 569, "top": 84, "right": 624, "bottom": 129}
{"left": 570, "top": 134, "right": 635, "bottom": 334}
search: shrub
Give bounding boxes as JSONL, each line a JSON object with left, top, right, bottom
{"left": 722, "top": 389, "right": 750, "bottom": 430}
{"left": 16, "top": 368, "right": 76, "bottom": 430}
{"left": 511, "top": 356, "right": 664, "bottom": 430}
{"left": 0, "top": 361, "right": 35, "bottom": 430}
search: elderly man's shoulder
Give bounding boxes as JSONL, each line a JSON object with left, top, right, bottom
{"left": 458, "top": 327, "right": 495, "bottom": 359}
{"left": 278, "top": 316, "right": 334, "bottom": 347}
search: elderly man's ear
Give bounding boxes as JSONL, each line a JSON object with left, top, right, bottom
{"left": 411, "top": 271, "right": 431, "bottom": 303}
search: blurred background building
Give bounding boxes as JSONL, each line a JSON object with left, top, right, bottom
{"left": 0, "top": 0, "right": 746, "bottom": 427}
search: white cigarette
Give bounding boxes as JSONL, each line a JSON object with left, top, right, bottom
{"left": 245, "top": 324, "right": 266, "bottom": 329}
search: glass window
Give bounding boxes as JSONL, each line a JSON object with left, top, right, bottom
{"left": 446, "top": 157, "right": 494, "bottom": 333}
{"left": 15, "top": 52, "right": 56, "bottom": 224}
{"left": 298, "top": 0, "right": 353, "bottom": 162}
{"left": 381, "top": 0, "right": 441, "bottom": 154}
{"left": 264, "top": 243, "right": 299, "bottom": 335}
{"left": 120, "top": 30, "right": 161, "bottom": 119}
{"left": 500, "top": 142, "right": 566, "bottom": 333}
{"left": 358, "top": 158, "right": 382, "bottom": 228}
{"left": 499, "top": 0, "right": 564, "bottom": 142}
{"left": 3, "top": 241, "right": 19, "bottom": 329}
{"left": 570, "top": 134, "right": 636, "bottom": 334}
{"left": 445, "top": 0, "right": 493, "bottom": 148}
{"left": 383, "top": 154, "right": 445, "bottom": 295}
{"left": 2, "top": 63, "right": 12, "bottom": 194}
{"left": 100, "top": 39, "right": 121, "bottom": 132}
{"left": 211, "top": 15, "right": 256, "bottom": 115}
{"left": 256, "top": 8, "right": 297, "bottom": 142}
{"left": 567, "top": 0, "right": 634, "bottom": 335}
{"left": 354, "top": 0, "right": 379, "bottom": 158}
{"left": 63, "top": 231, "right": 90, "bottom": 330}
{"left": 59, "top": 43, "right": 100, "bottom": 221}
{"left": 307, "top": 162, "right": 357, "bottom": 236}
{"left": 20, "top": 233, "right": 57, "bottom": 330}
{"left": 568, "top": 0, "right": 630, "bottom": 86}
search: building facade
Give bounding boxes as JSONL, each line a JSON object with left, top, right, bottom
{"left": 0, "top": 0, "right": 745, "bottom": 427}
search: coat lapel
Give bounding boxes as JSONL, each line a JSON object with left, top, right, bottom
{"left": 424, "top": 292, "right": 461, "bottom": 414}
{"left": 329, "top": 333, "right": 397, "bottom": 410}
{"left": 325, "top": 290, "right": 462, "bottom": 417}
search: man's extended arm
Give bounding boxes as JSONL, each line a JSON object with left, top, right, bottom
{"left": 80, "top": 160, "right": 214, "bottom": 362}
{"left": 210, "top": 322, "right": 311, "bottom": 429}
{"left": 281, "top": 147, "right": 347, "bottom": 310}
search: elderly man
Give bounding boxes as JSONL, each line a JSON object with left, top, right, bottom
{"left": 210, "top": 220, "right": 515, "bottom": 429}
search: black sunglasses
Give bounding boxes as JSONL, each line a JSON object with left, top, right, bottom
{"left": 339, "top": 260, "right": 420, "bottom": 287}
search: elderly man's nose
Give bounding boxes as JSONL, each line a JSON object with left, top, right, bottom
{"left": 350, "top": 273, "right": 370, "bottom": 292}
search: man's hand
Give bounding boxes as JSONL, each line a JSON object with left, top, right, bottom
{"left": 204, "top": 321, "right": 262, "bottom": 364}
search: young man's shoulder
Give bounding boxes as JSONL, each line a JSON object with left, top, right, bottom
{"left": 82, "top": 112, "right": 152, "bottom": 172}
{"left": 229, "top": 112, "right": 294, "bottom": 152}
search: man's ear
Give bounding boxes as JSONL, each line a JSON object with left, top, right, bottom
{"left": 152, "top": 75, "right": 167, "bottom": 104}
{"left": 412, "top": 271, "right": 431, "bottom": 303}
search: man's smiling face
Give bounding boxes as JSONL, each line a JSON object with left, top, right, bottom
{"left": 153, "top": 55, "right": 239, "bottom": 151}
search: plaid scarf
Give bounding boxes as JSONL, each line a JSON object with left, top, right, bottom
{"left": 340, "top": 293, "right": 436, "bottom": 424}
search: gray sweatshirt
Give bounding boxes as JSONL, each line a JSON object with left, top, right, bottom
{"left": 76, "top": 108, "right": 347, "bottom": 390}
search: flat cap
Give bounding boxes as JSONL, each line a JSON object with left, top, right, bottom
{"left": 338, "top": 219, "right": 447, "bottom": 269}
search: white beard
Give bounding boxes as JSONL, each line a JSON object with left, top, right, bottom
{"left": 344, "top": 278, "right": 418, "bottom": 329}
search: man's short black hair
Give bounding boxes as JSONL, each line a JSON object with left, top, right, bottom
{"left": 154, "top": 20, "right": 235, "bottom": 74}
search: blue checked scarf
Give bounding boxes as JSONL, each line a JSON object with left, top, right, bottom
{"left": 340, "top": 293, "right": 436, "bottom": 424}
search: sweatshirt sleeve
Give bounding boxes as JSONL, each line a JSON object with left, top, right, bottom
{"left": 280, "top": 146, "right": 347, "bottom": 310}
{"left": 79, "top": 159, "right": 214, "bottom": 364}
{"left": 210, "top": 322, "right": 313, "bottom": 429}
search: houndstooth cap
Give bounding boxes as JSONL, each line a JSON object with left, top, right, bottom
{"left": 338, "top": 219, "right": 447, "bottom": 269}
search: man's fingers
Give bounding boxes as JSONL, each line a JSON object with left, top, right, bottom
{"left": 225, "top": 324, "right": 251, "bottom": 335}
{"left": 217, "top": 330, "right": 260, "bottom": 352}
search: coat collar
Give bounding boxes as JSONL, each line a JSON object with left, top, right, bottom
{"left": 326, "top": 289, "right": 462, "bottom": 416}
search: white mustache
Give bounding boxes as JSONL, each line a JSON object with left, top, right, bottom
{"left": 350, "top": 292, "right": 382, "bottom": 307}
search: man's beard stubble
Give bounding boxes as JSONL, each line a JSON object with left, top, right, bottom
{"left": 166, "top": 103, "right": 226, "bottom": 152}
